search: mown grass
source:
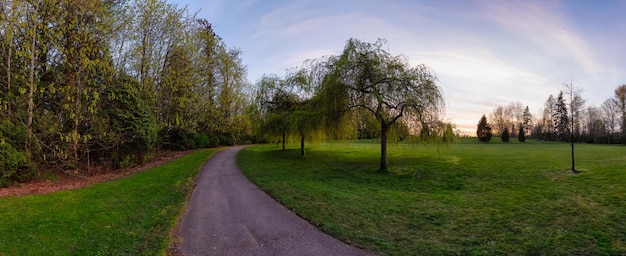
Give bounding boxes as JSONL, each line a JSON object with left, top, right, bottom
{"left": 237, "top": 141, "right": 626, "bottom": 255}
{"left": 0, "top": 149, "right": 218, "bottom": 256}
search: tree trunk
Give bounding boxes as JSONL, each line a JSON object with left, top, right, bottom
{"left": 282, "top": 131, "right": 286, "bottom": 151}
{"left": 570, "top": 140, "right": 577, "bottom": 173}
{"left": 6, "top": 38, "right": 12, "bottom": 118}
{"left": 379, "top": 126, "right": 389, "bottom": 172}
{"left": 26, "top": 3, "right": 38, "bottom": 162}
{"left": 300, "top": 131, "right": 305, "bottom": 156}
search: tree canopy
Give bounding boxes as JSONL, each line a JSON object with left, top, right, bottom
{"left": 320, "top": 38, "right": 445, "bottom": 171}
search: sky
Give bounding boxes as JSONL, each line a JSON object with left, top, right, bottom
{"left": 170, "top": 0, "right": 626, "bottom": 134}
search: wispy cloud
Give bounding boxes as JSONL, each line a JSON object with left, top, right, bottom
{"left": 478, "top": 0, "right": 602, "bottom": 76}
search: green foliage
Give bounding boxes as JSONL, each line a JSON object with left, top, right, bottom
{"left": 238, "top": 143, "right": 626, "bottom": 255}
{"left": 0, "top": 0, "right": 251, "bottom": 177}
{"left": 320, "top": 38, "right": 445, "bottom": 171}
{"left": 477, "top": 114, "right": 492, "bottom": 142}
{"left": 194, "top": 133, "right": 210, "bottom": 148}
{"left": 101, "top": 75, "right": 157, "bottom": 166}
{"left": 442, "top": 123, "right": 457, "bottom": 144}
{"left": 501, "top": 127, "right": 510, "bottom": 142}
{"left": 0, "top": 149, "right": 217, "bottom": 255}
{"left": 158, "top": 126, "right": 196, "bottom": 151}
{"left": 0, "top": 142, "right": 28, "bottom": 187}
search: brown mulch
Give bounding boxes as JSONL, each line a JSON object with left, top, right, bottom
{"left": 0, "top": 150, "right": 194, "bottom": 198}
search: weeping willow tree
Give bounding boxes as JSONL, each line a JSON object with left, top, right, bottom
{"left": 255, "top": 63, "right": 325, "bottom": 155}
{"left": 319, "top": 38, "right": 445, "bottom": 172}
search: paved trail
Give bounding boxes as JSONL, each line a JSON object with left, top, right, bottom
{"left": 178, "top": 146, "right": 377, "bottom": 256}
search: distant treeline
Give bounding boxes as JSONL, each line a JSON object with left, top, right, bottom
{"left": 481, "top": 83, "right": 626, "bottom": 144}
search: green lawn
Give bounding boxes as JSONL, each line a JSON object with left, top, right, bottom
{"left": 0, "top": 149, "right": 218, "bottom": 256}
{"left": 237, "top": 141, "right": 626, "bottom": 255}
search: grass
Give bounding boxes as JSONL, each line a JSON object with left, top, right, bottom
{"left": 0, "top": 149, "right": 218, "bottom": 256}
{"left": 237, "top": 141, "right": 626, "bottom": 255}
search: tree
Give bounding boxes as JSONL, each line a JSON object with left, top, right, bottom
{"left": 255, "top": 74, "right": 295, "bottom": 151}
{"left": 614, "top": 84, "right": 626, "bottom": 144}
{"left": 541, "top": 95, "right": 556, "bottom": 140}
{"left": 518, "top": 125, "right": 526, "bottom": 142}
{"left": 442, "top": 123, "right": 457, "bottom": 144}
{"left": 602, "top": 98, "right": 619, "bottom": 144}
{"left": 501, "top": 127, "right": 510, "bottom": 142}
{"left": 321, "top": 38, "right": 444, "bottom": 171}
{"left": 563, "top": 82, "right": 583, "bottom": 173}
{"left": 477, "top": 114, "right": 492, "bottom": 142}
{"left": 553, "top": 91, "right": 569, "bottom": 142}
{"left": 522, "top": 106, "right": 532, "bottom": 136}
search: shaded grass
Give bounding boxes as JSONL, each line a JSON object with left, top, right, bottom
{"left": 237, "top": 142, "right": 626, "bottom": 255}
{"left": 0, "top": 149, "right": 218, "bottom": 256}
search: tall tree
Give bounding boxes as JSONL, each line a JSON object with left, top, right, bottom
{"left": 476, "top": 114, "right": 492, "bottom": 142}
{"left": 601, "top": 98, "right": 619, "bottom": 144}
{"left": 522, "top": 106, "right": 532, "bottom": 136}
{"left": 553, "top": 91, "right": 569, "bottom": 142}
{"left": 614, "top": 84, "right": 626, "bottom": 144}
{"left": 321, "top": 38, "right": 444, "bottom": 171}
{"left": 542, "top": 95, "right": 556, "bottom": 140}
{"left": 255, "top": 74, "right": 296, "bottom": 151}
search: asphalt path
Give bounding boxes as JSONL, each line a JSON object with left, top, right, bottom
{"left": 178, "top": 146, "right": 377, "bottom": 256}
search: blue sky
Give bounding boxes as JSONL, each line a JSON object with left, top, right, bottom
{"left": 171, "top": 0, "right": 626, "bottom": 133}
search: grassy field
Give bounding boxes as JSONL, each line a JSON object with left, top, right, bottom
{"left": 237, "top": 140, "right": 626, "bottom": 255}
{"left": 0, "top": 149, "right": 218, "bottom": 256}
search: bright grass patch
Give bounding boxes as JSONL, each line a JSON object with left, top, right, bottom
{"left": 237, "top": 142, "right": 626, "bottom": 255}
{"left": 0, "top": 149, "right": 218, "bottom": 256}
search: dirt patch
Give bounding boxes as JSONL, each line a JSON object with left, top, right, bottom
{"left": 0, "top": 150, "right": 194, "bottom": 198}
{"left": 545, "top": 169, "right": 585, "bottom": 181}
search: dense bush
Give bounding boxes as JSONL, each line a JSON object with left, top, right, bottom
{"left": 501, "top": 128, "right": 510, "bottom": 142}
{"left": 194, "top": 133, "right": 210, "bottom": 148}
{"left": 518, "top": 126, "right": 526, "bottom": 142}
{"left": 0, "top": 143, "right": 28, "bottom": 187}
{"left": 158, "top": 126, "right": 196, "bottom": 151}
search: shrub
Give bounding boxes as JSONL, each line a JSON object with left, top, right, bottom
{"left": 501, "top": 128, "right": 510, "bottom": 142}
{"left": 518, "top": 126, "right": 526, "bottom": 142}
{"left": 158, "top": 126, "right": 196, "bottom": 151}
{"left": 0, "top": 143, "right": 28, "bottom": 187}
{"left": 194, "top": 133, "right": 210, "bottom": 148}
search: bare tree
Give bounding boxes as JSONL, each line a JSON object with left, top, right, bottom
{"left": 614, "top": 84, "right": 626, "bottom": 144}
{"left": 602, "top": 98, "right": 619, "bottom": 143}
{"left": 563, "top": 82, "right": 583, "bottom": 174}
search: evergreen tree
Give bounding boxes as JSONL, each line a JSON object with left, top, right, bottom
{"left": 518, "top": 125, "right": 526, "bottom": 142}
{"left": 501, "top": 127, "right": 510, "bottom": 142}
{"left": 442, "top": 123, "right": 456, "bottom": 144}
{"left": 553, "top": 91, "right": 569, "bottom": 141}
{"left": 477, "top": 114, "right": 492, "bottom": 142}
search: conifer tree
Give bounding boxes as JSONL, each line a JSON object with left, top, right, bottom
{"left": 477, "top": 114, "right": 492, "bottom": 142}
{"left": 518, "top": 125, "right": 526, "bottom": 142}
{"left": 501, "top": 127, "right": 510, "bottom": 142}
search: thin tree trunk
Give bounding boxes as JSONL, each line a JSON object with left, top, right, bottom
{"left": 379, "top": 126, "right": 388, "bottom": 172}
{"left": 6, "top": 39, "right": 12, "bottom": 118}
{"left": 26, "top": 3, "right": 38, "bottom": 163}
{"left": 300, "top": 131, "right": 305, "bottom": 156}
{"left": 570, "top": 140, "right": 577, "bottom": 173}
{"left": 282, "top": 131, "right": 286, "bottom": 151}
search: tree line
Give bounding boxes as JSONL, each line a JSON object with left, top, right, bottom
{"left": 477, "top": 83, "right": 626, "bottom": 145}
{"left": 0, "top": 0, "right": 250, "bottom": 186}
